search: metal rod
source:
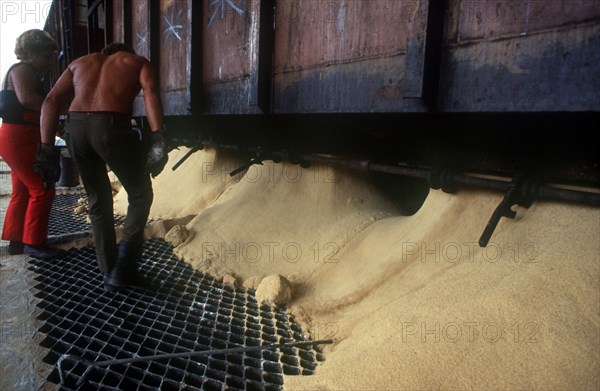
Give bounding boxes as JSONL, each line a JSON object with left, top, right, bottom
{"left": 171, "top": 145, "right": 202, "bottom": 171}
{"left": 230, "top": 158, "right": 261, "bottom": 177}
{"left": 58, "top": 339, "right": 333, "bottom": 386}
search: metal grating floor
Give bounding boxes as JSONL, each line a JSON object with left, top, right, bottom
{"left": 29, "top": 239, "right": 323, "bottom": 390}
{"left": 48, "top": 191, "right": 125, "bottom": 239}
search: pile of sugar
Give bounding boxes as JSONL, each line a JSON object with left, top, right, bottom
{"left": 114, "top": 147, "right": 599, "bottom": 389}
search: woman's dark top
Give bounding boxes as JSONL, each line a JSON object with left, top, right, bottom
{"left": 0, "top": 63, "right": 44, "bottom": 124}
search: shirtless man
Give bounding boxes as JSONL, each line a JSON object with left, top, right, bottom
{"left": 39, "top": 42, "right": 167, "bottom": 290}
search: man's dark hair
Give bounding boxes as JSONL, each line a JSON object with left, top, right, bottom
{"left": 101, "top": 42, "right": 136, "bottom": 55}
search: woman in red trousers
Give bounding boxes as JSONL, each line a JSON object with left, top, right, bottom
{"left": 0, "top": 29, "right": 61, "bottom": 258}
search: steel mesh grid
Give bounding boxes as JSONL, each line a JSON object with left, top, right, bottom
{"left": 29, "top": 239, "right": 323, "bottom": 390}
{"left": 48, "top": 192, "right": 126, "bottom": 238}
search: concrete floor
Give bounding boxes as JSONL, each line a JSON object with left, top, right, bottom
{"left": 0, "top": 159, "right": 55, "bottom": 390}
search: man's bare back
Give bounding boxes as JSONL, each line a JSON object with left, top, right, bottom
{"left": 41, "top": 47, "right": 163, "bottom": 143}
{"left": 69, "top": 52, "right": 145, "bottom": 113}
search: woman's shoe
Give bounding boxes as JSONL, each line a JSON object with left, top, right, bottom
{"left": 23, "top": 244, "right": 62, "bottom": 259}
{"left": 8, "top": 241, "right": 24, "bottom": 255}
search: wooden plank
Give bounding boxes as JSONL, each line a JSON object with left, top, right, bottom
{"left": 123, "top": 0, "right": 132, "bottom": 46}
{"left": 273, "top": 0, "right": 418, "bottom": 113}
{"left": 131, "top": 0, "right": 150, "bottom": 116}
{"left": 112, "top": 0, "right": 124, "bottom": 42}
{"left": 131, "top": 0, "right": 150, "bottom": 57}
{"left": 200, "top": 0, "right": 267, "bottom": 114}
{"left": 274, "top": 0, "right": 409, "bottom": 72}
{"left": 159, "top": 1, "right": 190, "bottom": 91}
{"left": 104, "top": 0, "right": 112, "bottom": 45}
{"left": 439, "top": 23, "right": 600, "bottom": 111}
{"left": 202, "top": 0, "right": 254, "bottom": 83}
{"left": 274, "top": 56, "right": 426, "bottom": 113}
{"left": 449, "top": 0, "right": 600, "bottom": 43}
{"left": 132, "top": 1, "right": 192, "bottom": 116}
{"left": 403, "top": 0, "right": 446, "bottom": 110}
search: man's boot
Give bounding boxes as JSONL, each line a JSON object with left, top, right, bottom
{"left": 104, "top": 241, "right": 143, "bottom": 290}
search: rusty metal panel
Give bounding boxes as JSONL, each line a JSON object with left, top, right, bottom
{"left": 201, "top": 0, "right": 265, "bottom": 114}
{"left": 439, "top": 22, "right": 600, "bottom": 111}
{"left": 448, "top": 0, "right": 600, "bottom": 42}
{"left": 273, "top": 0, "right": 423, "bottom": 113}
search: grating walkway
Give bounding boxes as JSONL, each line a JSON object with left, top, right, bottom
{"left": 47, "top": 190, "right": 125, "bottom": 242}
{"left": 30, "top": 240, "right": 323, "bottom": 390}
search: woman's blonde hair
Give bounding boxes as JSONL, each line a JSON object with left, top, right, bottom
{"left": 14, "top": 29, "right": 59, "bottom": 60}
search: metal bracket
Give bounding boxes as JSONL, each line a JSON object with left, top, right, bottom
{"left": 427, "top": 167, "right": 458, "bottom": 193}
{"left": 171, "top": 144, "right": 204, "bottom": 171}
{"left": 227, "top": 146, "right": 312, "bottom": 177}
{"left": 229, "top": 146, "right": 268, "bottom": 177}
{"left": 479, "top": 173, "right": 536, "bottom": 247}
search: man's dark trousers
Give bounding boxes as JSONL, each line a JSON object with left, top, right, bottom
{"left": 63, "top": 112, "right": 153, "bottom": 272}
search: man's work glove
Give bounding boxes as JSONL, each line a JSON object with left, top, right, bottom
{"left": 33, "top": 143, "right": 61, "bottom": 189}
{"left": 146, "top": 127, "right": 168, "bottom": 178}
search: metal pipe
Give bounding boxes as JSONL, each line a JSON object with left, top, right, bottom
{"left": 187, "top": 140, "right": 600, "bottom": 207}
{"left": 537, "top": 186, "right": 600, "bottom": 205}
